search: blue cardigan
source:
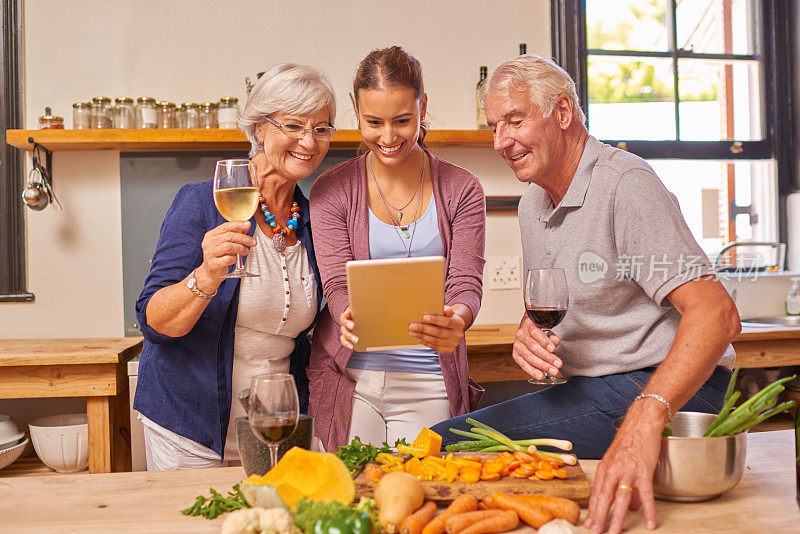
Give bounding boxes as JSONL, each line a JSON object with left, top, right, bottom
{"left": 133, "top": 178, "right": 321, "bottom": 458}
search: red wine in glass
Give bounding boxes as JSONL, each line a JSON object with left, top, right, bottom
{"left": 524, "top": 269, "right": 569, "bottom": 386}
{"left": 250, "top": 414, "right": 298, "bottom": 445}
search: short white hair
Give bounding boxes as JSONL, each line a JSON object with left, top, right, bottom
{"left": 239, "top": 63, "right": 337, "bottom": 157}
{"left": 480, "top": 54, "right": 586, "bottom": 126}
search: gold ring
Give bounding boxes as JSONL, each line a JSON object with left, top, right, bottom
{"left": 617, "top": 484, "right": 634, "bottom": 492}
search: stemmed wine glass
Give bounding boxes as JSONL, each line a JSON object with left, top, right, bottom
{"left": 213, "top": 159, "right": 259, "bottom": 278}
{"left": 248, "top": 373, "right": 300, "bottom": 470}
{"left": 524, "top": 268, "right": 569, "bottom": 386}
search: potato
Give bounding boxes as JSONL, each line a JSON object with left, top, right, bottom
{"left": 374, "top": 471, "right": 425, "bottom": 533}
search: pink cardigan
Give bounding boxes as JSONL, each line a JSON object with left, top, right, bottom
{"left": 308, "top": 151, "right": 486, "bottom": 451}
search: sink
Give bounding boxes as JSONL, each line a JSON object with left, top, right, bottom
{"left": 741, "top": 316, "right": 800, "bottom": 327}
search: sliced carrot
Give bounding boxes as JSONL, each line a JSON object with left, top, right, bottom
{"left": 480, "top": 472, "right": 501, "bottom": 482}
{"left": 490, "top": 492, "right": 554, "bottom": 529}
{"left": 458, "top": 510, "right": 519, "bottom": 534}
{"left": 533, "top": 470, "right": 555, "bottom": 480}
{"left": 460, "top": 469, "right": 481, "bottom": 484}
{"left": 512, "top": 451, "right": 534, "bottom": 463}
{"left": 553, "top": 468, "right": 568, "bottom": 479}
{"left": 536, "top": 461, "right": 553, "bottom": 472}
{"left": 422, "top": 494, "right": 479, "bottom": 534}
{"left": 401, "top": 501, "right": 438, "bottom": 534}
{"left": 445, "top": 510, "right": 505, "bottom": 534}
{"left": 482, "top": 462, "right": 505, "bottom": 475}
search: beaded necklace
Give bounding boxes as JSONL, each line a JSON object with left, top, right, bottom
{"left": 258, "top": 195, "right": 300, "bottom": 253}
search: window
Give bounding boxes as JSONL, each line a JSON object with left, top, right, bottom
{"left": 552, "top": 0, "right": 795, "bottom": 264}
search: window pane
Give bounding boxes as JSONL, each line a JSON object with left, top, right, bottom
{"left": 677, "top": 59, "right": 761, "bottom": 140}
{"left": 588, "top": 56, "right": 675, "bottom": 140}
{"left": 586, "top": 0, "right": 669, "bottom": 51}
{"left": 646, "top": 159, "right": 777, "bottom": 259}
{"left": 676, "top": 0, "right": 756, "bottom": 55}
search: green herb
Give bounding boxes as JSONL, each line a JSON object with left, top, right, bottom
{"left": 704, "top": 373, "right": 797, "bottom": 437}
{"left": 294, "top": 497, "right": 378, "bottom": 534}
{"left": 334, "top": 436, "right": 408, "bottom": 476}
{"left": 180, "top": 484, "right": 250, "bottom": 519}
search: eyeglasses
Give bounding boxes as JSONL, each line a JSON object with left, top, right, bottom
{"left": 264, "top": 116, "right": 337, "bottom": 140}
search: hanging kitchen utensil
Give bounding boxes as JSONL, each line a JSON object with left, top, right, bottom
{"left": 21, "top": 141, "right": 61, "bottom": 211}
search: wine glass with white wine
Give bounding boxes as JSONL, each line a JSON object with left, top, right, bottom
{"left": 213, "top": 159, "right": 259, "bottom": 278}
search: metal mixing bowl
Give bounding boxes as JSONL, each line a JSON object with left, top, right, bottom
{"left": 613, "top": 411, "right": 747, "bottom": 502}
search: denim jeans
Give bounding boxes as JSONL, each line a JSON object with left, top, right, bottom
{"left": 430, "top": 366, "right": 731, "bottom": 459}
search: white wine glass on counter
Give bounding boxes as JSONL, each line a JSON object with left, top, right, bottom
{"left": 524, "top": 268, "right": 569, "bottom": 386}
{"left": 248, "top": 373, "right": 299, "bottom": 469}
{"left": 213, "top": 159, "right": 259, "bottom": 278}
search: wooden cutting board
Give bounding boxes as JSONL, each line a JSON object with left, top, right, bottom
{"left": 354, "top": 456, "right": 591, "bottom": 506}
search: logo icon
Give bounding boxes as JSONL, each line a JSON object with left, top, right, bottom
{"left": 578, "top": 252, "right": 608, "bottom": 284}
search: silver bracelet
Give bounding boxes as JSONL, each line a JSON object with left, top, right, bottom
{"left": 633, "top": 393, "right": 673, "bottom": 422}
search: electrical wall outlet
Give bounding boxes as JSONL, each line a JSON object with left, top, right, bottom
{"left": 487, "top": 256, "right": 521, "bottom": 290}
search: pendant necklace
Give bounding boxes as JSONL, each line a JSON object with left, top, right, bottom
{"left": 368, "top": 152, "right": 425, "bottom": 234}
{"left": 258, "top": 195, "right": 301, "bottom": 253}
{"left": 369, "top": 152, "right": 426, "bottom": 257}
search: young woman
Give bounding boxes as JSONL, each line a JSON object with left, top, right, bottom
{"left": 308, "top": 46, "right": 486, "bottom": 451}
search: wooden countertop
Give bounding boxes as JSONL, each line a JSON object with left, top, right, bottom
{"left": 0, "top": 430, "right": 796, "bottom": 532}
{"left": 0, "top": 337, "right": 143, "bottom": 366}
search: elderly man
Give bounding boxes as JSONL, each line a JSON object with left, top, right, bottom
{"left": 430, "top": 55, "right": 740, "bottom": 533}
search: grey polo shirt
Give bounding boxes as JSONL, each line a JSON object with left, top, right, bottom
{"left": 519, "top": 135, "right": 734, "bottom": 377}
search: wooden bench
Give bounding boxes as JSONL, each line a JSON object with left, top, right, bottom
{"left": 0, "top": 337, "right": 143, "bottom": 473}
{"left": 466, "top": 325, "right": 800, "bottom": 382}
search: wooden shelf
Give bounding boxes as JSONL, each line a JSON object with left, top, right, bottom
{"left": 5, "top": 128, "right": 494, "bottom": 151}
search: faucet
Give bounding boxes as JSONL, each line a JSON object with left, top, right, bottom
{"left": 714, "top": 242, "right": 786, "bottom": 273}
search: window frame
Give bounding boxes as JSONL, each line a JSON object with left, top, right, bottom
{"left": 552, "top": 0, "right": 796, "bottom": 253}
{"left": 0, "top": 0, "right": 33, "bottom": 302}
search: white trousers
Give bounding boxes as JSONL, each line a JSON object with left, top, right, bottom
{"left": 140, "top": 415, "right": 227, "bottom": 471}
{"left": 346, "top": 368, "right": 452, "bottom": 446}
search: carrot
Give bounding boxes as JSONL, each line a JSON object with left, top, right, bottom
{"left": 401, "top": 501, "right": 438, "bottom": 534}
{"left": 459, "top": 510, "right": 519, "bottom": 534}
{"left": 490, "top": 492, "right": 554, "bottom": 529}
{"left": 481, "top": 495, "right": 496, "bottom": 509}
{"left": 445, "top": 510, "right": 505, "bottom": 534}
{"left": 422, "top": 494, "right": 479, "bottom": 534}
{"left": 506, "top": 495, "right": 580, "bottom": 525}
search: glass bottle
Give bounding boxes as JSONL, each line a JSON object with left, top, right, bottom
{"left": 476, "top": 66, "right": 488, "bottom": 130}
{"left": 218, "top": 97, "right": 239, "bottom": 129}
{"left": 519, "top": 43, "right": 527, "bottom": 55}
{"left": 90, "top": 96, "right": 113, "bottom": 129}
{"left": 199, "top": 102, "right": 218, "bottom": 129}
{"left": 72, "top": 102, "right": 91, "bottom": 129}
{"left": 136, "top": 97, "right": 158, "bottom": 129}
{"left": 113, "top": 97, "right": 135, "bottom": 129}
{"left": 157, "top": 101, "right": 176, "bottom": 128}
{"left": 182, "top": 102, "right": 200, "bottom": 128}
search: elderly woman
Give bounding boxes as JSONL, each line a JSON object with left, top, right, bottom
{"left": 133, "top": 63, "right": 336, "bottom": 470}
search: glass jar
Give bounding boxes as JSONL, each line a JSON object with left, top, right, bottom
{"left": 90, "top": 96, "right": 113, "bottom": 129}
{"left": 157, "top": 102, "right": 176, "bottom": 128}
{"left": 174, "top": 104, "right": 185, "bottom": 128}
{"left": 136, "top": 97, "right": 158, "bottom": 128}
{"left": 218, "top": 96, "right": 239, "bottom": 129}
{"left": 72, "top": 102, "right": 91, "bottom": 129}
{"left": 182, "top": 102, "right": 200, "bottom": 128}
{"left": 38, "top": 113, "right": 64, "bottom": 130}
{"left": 199, "top": 102, "right": 218, "bottom": 129}
{"left": 113, "top": 97, "right": 135, "bottom": 129}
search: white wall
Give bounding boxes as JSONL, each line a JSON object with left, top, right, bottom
{"left": 0, "top": 0, "right": 550, "bottom": 337}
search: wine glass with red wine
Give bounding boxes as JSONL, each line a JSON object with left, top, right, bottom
{"left": 524, "top": 268, "right": 568, "bottom": 386}
{"left": 248, "top": 373, "right": 299, "bottom": 469}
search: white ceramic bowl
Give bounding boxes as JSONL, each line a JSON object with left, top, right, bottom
{"left": 0, "top": 437, "right": 29, "bottom": 470}
{"left": 0, "top": 415, "right": 24, "bottom": 447}
{"left": 29, "top": 413, "right": 89, "bottom": 473}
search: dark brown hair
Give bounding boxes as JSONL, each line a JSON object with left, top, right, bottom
{"left": 353, "top": 46, "right": 427, "bottom": 149}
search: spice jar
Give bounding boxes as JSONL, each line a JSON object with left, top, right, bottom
{"left": 157, "top": 101, "right": 176, "bottom": 128}
{"left": 181, "top": 102, "right": 200, "bottom": 128}
{"left": 38, "top": 107, "right": 64, "bottom": 129}
{"left": 113, "top": 97, "right": 135, "bottom": 129}
{"left": 91, "top": 97, "right": 113, "bottom": 129}
{"left": 72, "top": 102, "right": 91, "bottom": 129}
{"left": 199, "top": 102, "right": 218, "bottom": 129}
{"left": 218, "top": 97, "right": 239, "bottom": 129}
{"left": 136, "top": 97, "right": 158, "bottom": 129}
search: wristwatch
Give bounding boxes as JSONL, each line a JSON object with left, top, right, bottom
{"left": 187, "top": 269, "right": 217, "bottom": 300}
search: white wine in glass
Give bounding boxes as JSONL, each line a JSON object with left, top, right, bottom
{"left": 213, "top": 159, "right": 258, "bottom": 278}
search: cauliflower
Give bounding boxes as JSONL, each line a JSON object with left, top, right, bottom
{"left": 221, "top": 507, "right": 302, "bottom": 534}
{"left": 538, "top": 518, "right": 579, "bottom": 534}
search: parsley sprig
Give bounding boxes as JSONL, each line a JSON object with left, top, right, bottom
{"left": 180, "top": 484, "right": 250, "bottom": 519}
{"left": 334, "top": 436, "right": 408, "bottom": 475}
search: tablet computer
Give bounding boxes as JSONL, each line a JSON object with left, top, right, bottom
{"left": 346, "top": 256, "right": 445, "bottom": 352}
